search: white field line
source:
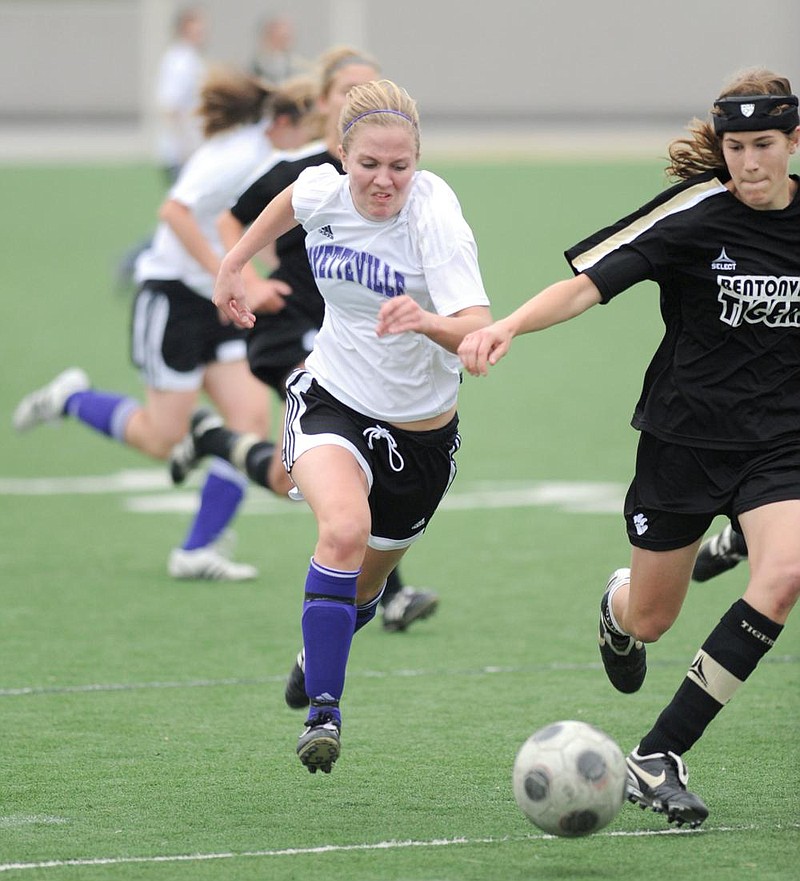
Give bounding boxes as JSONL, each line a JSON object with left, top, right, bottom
{"left": 0, "top": 826, "right": 774, "bottom": 874}
{"left": 1, "top": 654, "right": 795, "bottom": 699}
{"left": 0, "top": 815, "right": 69, "bottom": 829}
{"left": 0, "top": 470, "right": 626, "bottom": 515}
{"left": 0, "top": 469, "right": 172, "bottom": 495}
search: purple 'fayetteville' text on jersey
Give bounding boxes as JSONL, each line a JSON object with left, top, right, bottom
{"left": 308, "top": 244, "right": 406, "bottom": 297}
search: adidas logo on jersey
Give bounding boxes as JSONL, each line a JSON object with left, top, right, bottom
{"left": 318, "top": 225, "right": 334, "bottom": 239}
{"left": 711, "top": 247, "right": 736, "bottom": 270}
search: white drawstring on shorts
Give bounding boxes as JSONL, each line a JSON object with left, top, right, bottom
{"left": 363, "top": 426, "right": 405, "bottom": 472}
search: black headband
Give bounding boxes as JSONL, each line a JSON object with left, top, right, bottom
{"left": 713, "top": 94, "right": 799, "bottom": 134}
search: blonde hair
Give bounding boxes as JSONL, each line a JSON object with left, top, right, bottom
{"left": 339, "top": 79, "right": 420, "bottom": 156}
{"left": 268, "top": 74, "right": 323, "bottom": 138}
{"left": 316, "top": 45, "right": 380, "bottom": 99}
{"left": 667, "top": 66, "right": 795, "bottom": 180}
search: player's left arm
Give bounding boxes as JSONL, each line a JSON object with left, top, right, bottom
{"left": 375, "top": 299, "right": 492, "bottom": 353}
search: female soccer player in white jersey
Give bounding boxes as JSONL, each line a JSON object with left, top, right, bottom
{"left": 12, "top": 69, "right": 318, "bottom": 581}
{"left": 212, "top": 79, "right": 492, "bottom": 773}
{"left": 459, "top": 67, "right": 800, "bottom": 827}
{"left": 171, "top": 47, "right": 442, "bottom": 634}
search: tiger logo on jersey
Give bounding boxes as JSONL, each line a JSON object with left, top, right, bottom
{"left": 716, "top": 272, "right": 800, "bottom": 327}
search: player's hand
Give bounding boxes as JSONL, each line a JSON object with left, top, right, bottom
{"left": 245, "top": 278, "right": 292, "bottom": 315}
{"left": 213, "top": 262, "right": 256, "bottom": 329}
{"left": 458, "top": 320, "right": 514, "bottom": 376}
{"left": 375, "top": 295, "right": 430, "bottom": 337}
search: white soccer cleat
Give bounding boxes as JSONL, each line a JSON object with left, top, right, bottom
{"left": 12, "top": 367, "right": 90, "bottom": 432}
{"left": 382, "top": 585, "right": 439, "bottom": 632}
{"left": 167, "top": 544, "right": 258, "bottom": 582}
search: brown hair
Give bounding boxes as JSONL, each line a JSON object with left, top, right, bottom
{"left": 198, "top": 65, "right": 271, "bottom": 137}
{"left": 667, "top": 67, "right": 795, "bottom": 180}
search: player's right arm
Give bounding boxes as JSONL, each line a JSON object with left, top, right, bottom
{"left": 160, "top": 198, "right": 222, "bottom": 276}
{"left": 458, "top": 273, "right": 602, "bottom": 376}
{"left": 217, "top": 196, "right": 293, "bottom": 316}
{"left": 213, "top": 185, "right": 298, "bottom": 327}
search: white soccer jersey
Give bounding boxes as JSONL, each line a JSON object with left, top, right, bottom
{"left": 292, "top": 164, "right": 490, "bottom": 423}
{"left": 154, "top": 42, "right": 206, "bottom": 167}
{"left": 135, "top": 123, "right": 273, "bottom": 298}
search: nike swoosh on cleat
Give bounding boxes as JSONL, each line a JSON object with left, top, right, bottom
{"left": 630, "top": 765, "right": 666, "bottom": 789}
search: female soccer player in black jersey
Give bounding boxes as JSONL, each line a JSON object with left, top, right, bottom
{"left": 459, "top": 67, "right": 800, "bottom": 827}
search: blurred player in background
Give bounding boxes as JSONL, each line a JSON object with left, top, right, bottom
{"left": 116, "top": 5, "right": 211, "bottom": 290}
{"left": 155, "top": 4, "right": 210, "bottom": 184}
{"left": 250, "top": 14, "right": 310, "bottom": 85}
{"left": 691, "top": 523, "right": 749, "bottom": 581}
{"left": 210, "top": 79, "right": 491, "bottom": 772}
{"left": 13, "top": 68, "right": 319, "bottom": 581}
{"left": 170, "top": 47, "right": 441, "bottom": 631}
{"left": 459, "top": 66, "right": 800, "bottom": 827}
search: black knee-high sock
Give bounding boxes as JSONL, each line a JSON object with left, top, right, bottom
{"left": 196, "top": 426, "right": 274, "bottom": 490}
{"left": 195, "top": 425, "right": 239, "bottom": 461}
{"left": 243, "top": 442, "right": 276, "bottom": 488}
{"left": 381, "top": 567, "right": 403, "bottom": 606}
{"left": 638, "top": 598, "right": 783, "bottom": 756}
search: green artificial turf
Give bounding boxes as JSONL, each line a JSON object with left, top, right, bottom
{"left": 0, "top": 158, "right": 797, "bottom": 880}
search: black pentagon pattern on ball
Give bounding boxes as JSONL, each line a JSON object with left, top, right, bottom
{"left": 532, "top": 722, "right": 564, "bottom": 743}
{"left": 560, "top": 810, "right": 600, "bottom": 836}
{"left": 524, "top": 768, "right": 551, "bottom": 802}
{"left": 577, "top": 749, "right": 607, "bottom": 783}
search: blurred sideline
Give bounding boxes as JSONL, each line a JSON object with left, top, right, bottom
{"left": 0, "top": 121, "right": 676, "bottom": 164}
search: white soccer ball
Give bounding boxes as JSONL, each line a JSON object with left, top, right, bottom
{"left": 512, "top": 719, "right": 628, "bottom": 837}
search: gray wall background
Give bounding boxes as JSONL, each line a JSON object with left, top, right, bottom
{"left": 1, "top": 0, "right": 798, "bottom": 129}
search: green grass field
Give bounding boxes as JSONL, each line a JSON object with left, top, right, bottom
{"left": 1, "top": 156, "right": 797, "bottom": 880}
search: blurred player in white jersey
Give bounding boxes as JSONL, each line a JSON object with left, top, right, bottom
{"left": 155, "top": 5, "right": 209, "bottom": 184}
{"left": 14, "top": 69, "right": 318, "bottom": 581}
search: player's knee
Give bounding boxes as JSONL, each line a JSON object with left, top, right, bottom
{"left": 317, "top": 519, "right": 370, "bottom": 568}
{"left": 748, "top": 561, "right": 800, "bottom": 621}
{"left": 778, "top": 562, "right": 800, "bottom": 609}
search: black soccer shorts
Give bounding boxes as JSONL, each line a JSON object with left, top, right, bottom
{"left": 624, "top": 431, "right": 800, "bottom": 550}
{"left": 131, "top": 280, "right": 247, "bottom": 391}
{"left": 283, "top": 369, "right": 461, "bottom": 550}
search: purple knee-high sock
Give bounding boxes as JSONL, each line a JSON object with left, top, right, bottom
{"left": 302, "top": 559, "right": 359, "bottom": 725}
{"left": 181, "top": 458, "right": 248, "bottom": 551}
{"left": 65, "top": 390, "right": 139, "bottom": 441}
{"left": 355, "top": 583, "right": 385, "bottom": 632}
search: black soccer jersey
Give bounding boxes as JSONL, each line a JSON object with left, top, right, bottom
{"left": 565, "top": 172, "right": 800, "bottom": 450}
{"left": 230, "top": 144, "right": 343, "bottom": 334}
